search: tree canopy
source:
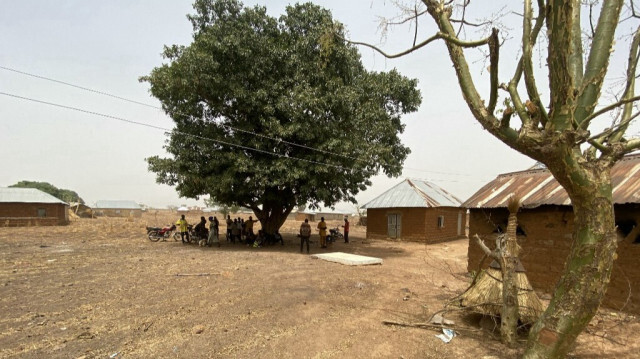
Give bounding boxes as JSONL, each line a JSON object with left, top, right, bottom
{"left": 9, "top": 180, "right": 84, "bottom": 204}
{"left": 142, "top": 0, "right": 421, "bottom": 233}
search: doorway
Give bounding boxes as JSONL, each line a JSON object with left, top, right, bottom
{"left": 387, "top": 213, "right": 401, "bottom": 239}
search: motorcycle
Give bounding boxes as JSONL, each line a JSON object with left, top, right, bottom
{"left": 328, "top": 227, "right": 343, "bottom": 244}
{"left": 147, "top": 224, "right": 180, "bottom": 242}
{"left": 183, "top": 224, "right": 208, "bottom": 244}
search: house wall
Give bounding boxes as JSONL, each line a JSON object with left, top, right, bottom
{"left": 316, "top": 213, "right": 346, "bottom": 221}
{"left": 94, "top": 208, "right": 142, "bottom": 218}
{"left": 367, "top": 207, "right": 465, "bottom": 242}
{"left": 0, "top": 203, "right": 69, "bottom": 226}
{"left": 295, "top": 213, "right": 316, "bottom": 222}
{"left": 467, "top": 204, "right": 640, "bottom": 314}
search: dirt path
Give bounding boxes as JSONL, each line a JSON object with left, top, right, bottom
{"left": 1, "top": 214, "right": 638, "bottom": 358}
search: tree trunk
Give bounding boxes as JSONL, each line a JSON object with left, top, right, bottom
{"left": 524, "top": 163, "right": 617, "bottom": 358}
{"left": 501, "top": 205, "right": 521, "bottom": 347}
{"left": 255, "top": 206, "right": 293, "bottom": 235}
{"left": 249, "top": 187, "right": 296, "bottom": 235}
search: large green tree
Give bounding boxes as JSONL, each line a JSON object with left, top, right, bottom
{"left": 355, "top": 0, "right": 640, "bottom": 357}
{"left": 142, "top": 0, "right": 421, "bottom": 234}
{"left": 9, "top": 180, "right": 84, "bottom": 204}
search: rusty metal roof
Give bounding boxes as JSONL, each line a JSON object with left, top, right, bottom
{"left": 463, "top": 154, "right": 640, "bottom": 208}
{"left": 362, "top": 179, "right": 462, "bottom": 209}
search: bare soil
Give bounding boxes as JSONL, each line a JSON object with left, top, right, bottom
{"left": 1, "top": 212, "right": 638, "bottom": 358}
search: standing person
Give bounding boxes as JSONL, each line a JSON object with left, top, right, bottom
{"left": 317, "top": 216, "right": 328, "bottom": 249}
{"left": 299, "top": 218, "right": 311, "bottom": 253}
{"left": 342, "top": 217, "right": 350, "bottom": 243}
{"left": 176, "top": 214, "right": 189, "bottom": 243}
{"left": 208, "top": 216, "right": 220, "bottom": 247}
{"left": 245, "top": 216, "right": 256, "bottom": 240}
{"left": 231, "top": 218, "right": 240, "bottom": 243}
{"left": 226, "top": 215, "right": 233, "bottom": 242}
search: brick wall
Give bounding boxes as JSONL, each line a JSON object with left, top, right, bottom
{"left": 0, "top": 217, "right": 62, "bottom": 227}
{"left": 0, "top": 203, "right": 69, "bottom": 226}
{"left": 367, "top": 207, "right": 465, "bottom": 242}
{"left": 424, "top": 207, "right": 466, "bottom": 243}
{"left": 468, "top": 205, "right": 640, "bottom": 314}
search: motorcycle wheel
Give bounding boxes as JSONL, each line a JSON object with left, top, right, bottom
{"left": 148, "top": 231, "right": 161, "bottom": 242}
{"left": 173, "top": 232, "right": 181, "bottom": 241}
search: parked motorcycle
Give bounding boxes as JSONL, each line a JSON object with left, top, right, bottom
{"left": 328, "top": 227, "right": 343, "bottom": 244}
{"left": 179, "top": 225, "right": 207, "bottom": 244}
{"left": 147, "top": 224, "right": 179, "bottom": 242}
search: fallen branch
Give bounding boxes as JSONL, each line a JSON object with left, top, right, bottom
{"left": 172, "top": 273, "right": 220, "bottom": 277}
{"left": 382, "top": 320, "right": 448, "bottom": 330}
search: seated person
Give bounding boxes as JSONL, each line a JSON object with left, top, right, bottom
{"left": 194, "top": 216, "right": 208, "bottom": 239}
{"left": 273, "top": 230, "right": 284, "bottom": 246}
{"left": 253, "top": 230, "right": 266, "bottom": 248}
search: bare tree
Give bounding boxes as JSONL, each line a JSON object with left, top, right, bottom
{"left": 350, "top": 1, "right": 640, "bottom": 358}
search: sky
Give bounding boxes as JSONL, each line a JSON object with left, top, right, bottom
{"left": 1, "top": 1, "right": 635, "bottom": 210}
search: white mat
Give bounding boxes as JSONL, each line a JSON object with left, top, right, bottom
{"left": 311, "top": 252, "right": 383, "bottom": 266}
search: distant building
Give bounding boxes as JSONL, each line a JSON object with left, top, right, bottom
{"left": 464, "top": 153, "right": 640, "bottom": 314}
{"left": 362, "top": 179, "right": 465, "bottom": 242}
{"left": 0, "top": 187, "right": 69, "bottom": 226}
{"left": 94, "top": 200, "right": 142, "bottom": 218}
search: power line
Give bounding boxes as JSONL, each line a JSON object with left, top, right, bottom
{"left": 0, "top": 65, "right": 494, "bottom": 181}
{"left": 0, "top": 91, "right": 351, "bottom": 171}
{"left": 0, "top": 65, "right": 361, "bottom": 162}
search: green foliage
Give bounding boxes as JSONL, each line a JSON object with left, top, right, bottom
{"left": 141, "top": 0, "right": 421, "bottom": 231}
{"left": 9, "top": 180, "right": 84, "bottom": 204}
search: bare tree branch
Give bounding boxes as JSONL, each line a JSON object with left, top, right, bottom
{"left": 575, "top": 0, "right": 625, "bottom": 126}
{"left": 580, "top": 95, "right": 640, "bottom": 129}
{"left": 608, "top": 25, "right": 640, "bottom": 143}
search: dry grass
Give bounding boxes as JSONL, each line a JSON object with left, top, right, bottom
{"left": 456, "top": 267, "right": 544, "bottom": 324}
{"left": 0, "top": 212, "right": 638, "bottom": 358}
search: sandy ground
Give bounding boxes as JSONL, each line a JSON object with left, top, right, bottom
{"left": 1, "top": 212, "right": 638, "bottom": 358}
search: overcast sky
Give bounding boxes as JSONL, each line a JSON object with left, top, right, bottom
{"left": 1, "top": 1, "right": 634, "bottom": 210}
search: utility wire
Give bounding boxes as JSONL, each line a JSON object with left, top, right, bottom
{"left": 0, "top": 65, "right": 493, "bottom": 181}
{"left": 0, "top": 65, "right": 361, "bottom": 162}
{"left": 0, "top": 91, "right": 351, "bottom": 171}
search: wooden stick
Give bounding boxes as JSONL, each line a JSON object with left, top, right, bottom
{"left": 172, "top": 273, "right": 220, "bottom": 277}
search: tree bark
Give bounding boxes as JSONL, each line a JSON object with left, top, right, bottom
{"left": 250, "top": 187, "right": 296, "bottom": 235}
{"left": 254, "top": 205, "right": 293, "bottom": 235}
{"left": 523, "top": 159, "right": 617, "bottom": 359}
{"left": 501, "top": 203, "right": 521, "bottom": 347}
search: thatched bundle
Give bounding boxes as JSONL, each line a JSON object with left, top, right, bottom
{"left": 456, "top": 260, "right": 544, "bottom": 324}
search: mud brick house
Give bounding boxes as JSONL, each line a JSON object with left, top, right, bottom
{"left": 94, "top": 200, "right": 142, "bottom": 218}
{"left": 0, "top": 187, "right": 69, "bottom": 226}
{"left": 464, "top": 154, "right": 640, "bottom": 313}
{"left": 362, "top": 179, "right": 465, "bottom": 242}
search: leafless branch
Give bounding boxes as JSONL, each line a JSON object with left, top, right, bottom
{"left": 580, "top": 95, "right": 640, "bottom": 129}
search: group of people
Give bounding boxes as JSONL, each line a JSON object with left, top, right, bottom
{"left": 175, "top": 214, "right": 351, "bottom": 252}
{"left": 175, "top": 214, "right": 219, "bottom": 246}
{"left": 298, "top": 216, "right": 350, "bottom": 254}
{"left": 225, "top": 215, "right": 257, "bottom": 243}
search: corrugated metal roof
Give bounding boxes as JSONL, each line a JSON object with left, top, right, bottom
{"left": 463, "top": 153, "right": 640, "bottom": 208}
{"left": 0, "top": 187, "right": 67, "bottom": 204}
{"left": 94, "top": 200, "right": 141, "bottom": 209}
{"left": 362, "top": 179, "right": 462, "bottom": 209}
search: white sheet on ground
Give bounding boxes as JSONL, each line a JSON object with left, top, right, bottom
{"left": 311, "top": 252, "right": 383, "bottom": 266}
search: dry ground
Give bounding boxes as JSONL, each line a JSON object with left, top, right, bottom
{"left": 1, "top": 212, "right": 638, "bottom": 358}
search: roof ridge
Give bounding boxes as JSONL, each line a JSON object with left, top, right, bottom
{"left": 407, "top": 179, "right": 440, "bottom": 207}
